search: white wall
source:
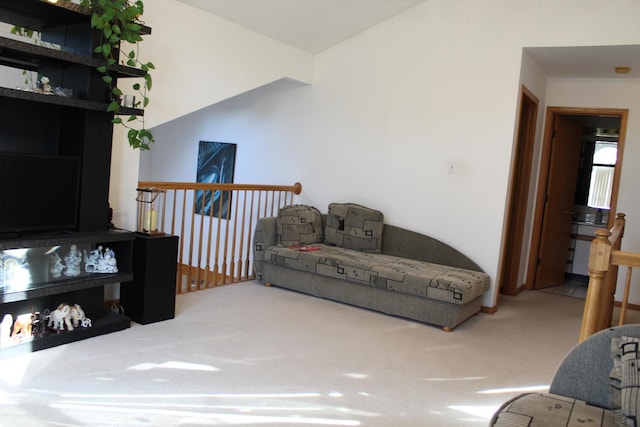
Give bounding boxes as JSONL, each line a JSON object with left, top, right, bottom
{"left": 125, "top": 0, "right": 640, "bottom": 308}
{"left": 109, "top": 0, "right": 314, "bottom": 231}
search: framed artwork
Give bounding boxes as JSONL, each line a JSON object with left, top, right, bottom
{"left": 195, "top": 141, "right": 237, "bottom": 218}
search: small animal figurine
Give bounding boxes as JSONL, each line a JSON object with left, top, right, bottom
{"left": 48, "top": 304, "right": 73, "bottom": 331}
{"left": 69, "top": 304, "right": 90, "bottom": 328}
{"left": 11, "top": 312, "right": 33, "bottom": 339}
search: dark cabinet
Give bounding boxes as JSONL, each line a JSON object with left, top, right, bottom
{"left": 121, "top": 234, "right": 179, "bottom": 324}
{"left": 0, "top": 1, "right": 151, "bottom": 356}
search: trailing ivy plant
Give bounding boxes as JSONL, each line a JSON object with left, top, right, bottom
{"left": 81, "top": 0, "right": 155, "bottom": 150}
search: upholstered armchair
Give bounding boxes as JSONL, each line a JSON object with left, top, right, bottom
{"left": 490, "top": 324, "right": 640, "bottom": 427}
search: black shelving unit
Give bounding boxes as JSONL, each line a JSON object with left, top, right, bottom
{"left": 0, "top": 0, "right": 151, "bottom": 356}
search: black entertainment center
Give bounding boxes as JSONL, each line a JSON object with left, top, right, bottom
{"left": 0, "top": 0, "right": 154, "bottom": 357}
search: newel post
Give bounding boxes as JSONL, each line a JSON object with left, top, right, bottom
{"left": 579, "top": 229, "right": 613, "bottom": 342}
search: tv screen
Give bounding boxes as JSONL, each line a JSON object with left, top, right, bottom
{"left": 0, "top": 153, "right": 81, "bottom": 234}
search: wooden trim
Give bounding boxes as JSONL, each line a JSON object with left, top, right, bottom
{"left": 526, "top": 107, "right": 628, "bottom": 291}
{"left": 481, "top": 305, "right": 498, "bottom": 314}
{"left": 498, "top": 85, "right": 538, "bottom": 297}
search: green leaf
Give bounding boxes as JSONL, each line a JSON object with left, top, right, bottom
{"left": 112, "top": 24, "right": 122, "bottom": 35}
{"left": 146, "top": 62, "right": 156, "bottom": 70}
{"left": 144, "top": 74, "right": 152, "bottom": 90}
{"left": 107, "top": 101, "right": 120, "bottom": 112}
{"left": 127, "top": 115, "right": 137, "bottom": 122}
{"left": 102, "top": 75, "right": 113, "bottom": 84}
{"left": 102, "top": 43, "right": 111, "bottom": 56}
{"left": 143, "top": 97, "right": 149, "bottom": 107}
{"left": 91, "top": 14, "right": 103, "bottom": 29}
{"left": 112, "top": 87, "right": 123, "bottom": 97}
{"left": 97, "top": 65, "right": 107, "bottom": 73}
{"left": 128, "top": 50, "right": 136, "bottom": 59}
{"left": 132, "top": 83, "right": 140, "bottom": 90}
{"left": 112, "top": 117, "right": 123, "bottom": 124}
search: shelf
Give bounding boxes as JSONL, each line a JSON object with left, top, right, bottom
{"left": 0, "top": 0, "right": 151, "bottom": 35}
{"left": 0, "top": 86, "right": 144, "bottom": 115}
{"left": 0, "top": 310, "right": 130, "bottom": 360}
{"left": 0, "top": 0, "right": 89, "bottom": 31}
{"left": 0, "top": 36, "right": 147, "bottom": 77}
{"left": 0, "top": 228, "right": 135, "bottom": 249}
{"left": 1, "top": 272, "right": 134, "bottom": 304}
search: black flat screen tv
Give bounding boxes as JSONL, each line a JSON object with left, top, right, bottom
{"left": 0, "top": 153, "right": 81, "bottom": 234}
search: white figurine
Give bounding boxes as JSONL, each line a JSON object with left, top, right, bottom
{"left": 84, "top": 246, "right": 118, "bottom": 273}
{"left": 69, "top": 304, "right": 90, "bottom": 328}
{"left": 48, "top": 303, "right": 73, "bottom": 331}
{"left": 50, "top": 252, "right": 65, "bottom": 278}
{"left": 64, "top": 245, "right": 82, "bottom": 276}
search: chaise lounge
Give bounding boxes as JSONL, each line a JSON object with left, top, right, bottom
{"left": 254, "top": 203, "right": 490, "bottom": 330}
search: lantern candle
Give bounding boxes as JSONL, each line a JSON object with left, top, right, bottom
{"left": 144, "top": 209, "right": 157, "bottom": 232}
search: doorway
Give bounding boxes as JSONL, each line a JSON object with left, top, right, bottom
{"left": 500, "top": 106, "right": 627, "bottom": 295}
{"left": 526, "top": 107, "right": 627, "bottom": 290}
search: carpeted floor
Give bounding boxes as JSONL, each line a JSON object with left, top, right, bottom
{"left": 0, "top": 281, "right": 637, "bottom": 426}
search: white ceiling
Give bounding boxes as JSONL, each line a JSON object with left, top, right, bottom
{"left": 179, "top": 0, "right": 640, "bottom": 79}
{"left": 178, "top": 0, "right": 426, "bottom": 54}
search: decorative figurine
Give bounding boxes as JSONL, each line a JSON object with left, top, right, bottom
{"left": 32, "top": 308, "right": 49, "bottom": 338}
{"left": 69, "top": 304, "right": 90, "bottom": 328}
{"left": 48, "top": 303, "right": 73, "bottom": 331}
{"left": 63, "top": 245, "right": 82, "bottom": 277}
{"left": 38, "top": 76, "right": 52, "bottom": 93}
{"left": 84, "top": 246, "right": 118, "bottom": 273}
{"left": 11, "top": 312, "right": 34, "bottom": 341}
{"left": 50, "top": 252, "right": 65, "bottom": 278}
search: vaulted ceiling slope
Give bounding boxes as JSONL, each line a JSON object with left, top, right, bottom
{"left": 178, "top": 0, "right": 426, "bottom": 54}
{"left": 179, "top": 0, "right": 640, "bottom": 80}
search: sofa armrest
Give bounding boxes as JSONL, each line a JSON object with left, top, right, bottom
{"left": 381, "top": 224, "right": 483, "bottom": 272}
{"left": 254, "top": 217, "right": 278, "bottom": 280}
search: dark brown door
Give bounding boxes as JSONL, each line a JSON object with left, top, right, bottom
{"left": 500, "top": 86, "right": 538, "bottom": 295}
{"left": 534, "top": 115, "right": 583, "bottom": 288}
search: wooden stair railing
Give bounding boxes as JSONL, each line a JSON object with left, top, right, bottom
{"left": 137, "top": 181, "right": 302, "bottom": 294}
{"left": 579, "top": 213, "right": 633, "bottom": 342}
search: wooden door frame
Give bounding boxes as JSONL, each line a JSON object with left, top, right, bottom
{"left": 525, "top": 106, "right": 628, "bottom": 290}
{"left": 498, "top": 85, "right": 539, "bottom": 296}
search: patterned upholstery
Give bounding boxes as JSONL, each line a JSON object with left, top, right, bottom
{"left": 492, "top": 393, "right": 616, "bottom": 426}
{"left": 491, "top": 326, "right": 640, "bottom": 427}
{"left": 264, "top": 244, "right": 489, "bottom": 305}
{"left": 276, "top": 204, "right": 323, "bottom": 247}
{"left": 610, "top": 336, "right": 640, "bottom": 426}
{"left": 324, "top": 203, "right": 384, "bottom": 253}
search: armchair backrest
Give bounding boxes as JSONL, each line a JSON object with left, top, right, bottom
{"left": 549, "top": 324, "right": 640, "bottom": 408}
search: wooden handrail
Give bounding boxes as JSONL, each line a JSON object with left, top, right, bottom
{"left": 579, "top": 213, "right": 627, "bottom": 342}
{"left": 137, "top": 181, "right": 302, "bottom": 294}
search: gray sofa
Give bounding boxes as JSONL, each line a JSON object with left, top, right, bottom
{"left": 253, "top": 203, "right": 490, "bottom": 330}
{"left": 490, "top": 324, "right": 640, "bottom": 427}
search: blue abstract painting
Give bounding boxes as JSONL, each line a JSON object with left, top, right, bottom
{"left": 195, "top": 141, "right": 237, "bottom": 217}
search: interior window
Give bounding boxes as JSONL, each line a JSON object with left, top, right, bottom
{"left": 587, "top": 141, "right": 617, "bottom": 209}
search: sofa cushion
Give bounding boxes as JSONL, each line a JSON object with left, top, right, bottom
{"left": 491, "top": 392, "right": 616, "bottom": 427}
{"left": 264, "top": 244, "right": 490, "bottom": 305}
{"left": 613, "top": 336, "right": 640, "bottom": 426}
{"left": 276, "top": 205, "right": 323, "bottom": 247}
{"left": 324, "top": 203, "right": 384, "bottom": 253}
